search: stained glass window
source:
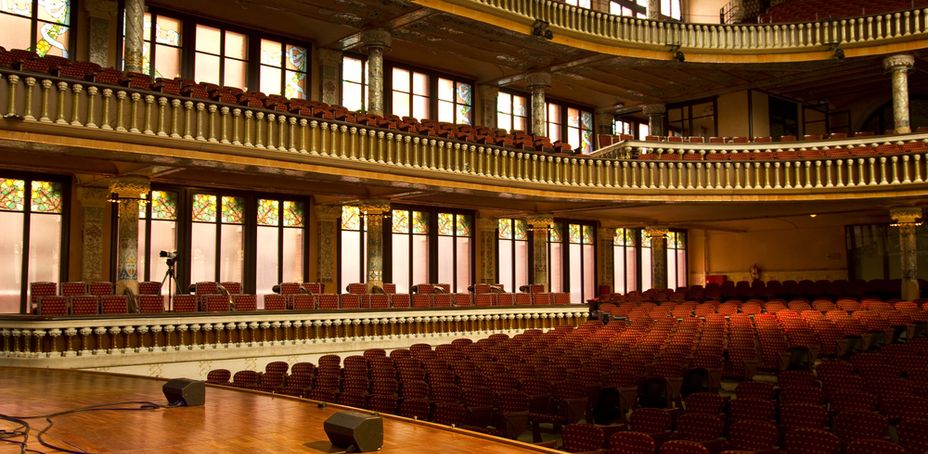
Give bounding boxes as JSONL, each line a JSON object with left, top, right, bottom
{"left": 549, "top": 223, "right": 562, "bottom": 243}
{"left": 456, "top": 215, "right": 472, "bottom": 237}
{"left": 568, "top": 224, "right": 582, "bottom": 244}
{"left": 151, "top": 191, "right": 176, "bottom": 220}
{"left": 582, "top": 225, "right": 594, "bottom": 244}
{"left": 30, "top": 181, "right": 62, "bottom": 213}
{"left": 498, "top": 92, "right": 528, "bottom": 133}
{"left": 514, "top": 220, "right": 527, "bottom": 241}
{"left": 341, "top": 206, "right": 361, "bottom": 231}
{"left": 566, "top": 107, "right": 594, "bottom": 155}
{"left": 392, "top": 209, "right": 409, "bottom": 234}
{"left": 221, "top": 197, "right": 244, "bottom": 224}
{"left": 2, "top": 0, "right": 73, "bottom": 58}
{"left": 437, "top": 212, "right": 454, "bottom": 236}
{"left": 0, "top": 178, "right": 25, "bottom": 211}
{"left": 412, "top": 211, "right": 428, "bottom": 234}
{"left": 438, "top": 77, "right": 472, "bottom": 125}
{"left": 132, "top": 12, "right": 182, "bottom": 78}
{"left": 283, "top": 201, "right": 303, "bottom": 227}
{"left": 259, "top": 39, "right": 307, "bottom": 99}
{"left": 192, "top": 194, "right": 217, "bottom": 222}
{"left": 257, "top": 199, "right": 280, "bottom": 226}
{"left": 498, "top": 218, "right": 512, "bottom": 240}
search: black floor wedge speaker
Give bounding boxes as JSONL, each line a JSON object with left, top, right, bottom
{"left": 162, "top": 378, "right": 205, "bottom": 406}
{"left": 323, "top": 411, "right": 383, "bottom": 452}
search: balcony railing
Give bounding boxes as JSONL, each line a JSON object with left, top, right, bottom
{"left": 421, "top": 0, "right": 928, "bottom": 57}
{"left": 0, "top": 306, "right": 588, "bottom": 368}
{"left": 1, "top": 69, "right": 927, "bottom": 199}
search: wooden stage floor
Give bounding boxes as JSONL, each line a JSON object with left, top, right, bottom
{"left": 0, "top": 368, "right": 557, "bottom": 453}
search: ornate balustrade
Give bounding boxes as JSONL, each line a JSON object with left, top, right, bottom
{"left": 0, "top": 306, "right": 588, "bottom": 369}
{"left": 1, "top": 69, "right": 927, "bottom": 200}
{"left": 416, "top": 0, "right": 928, "bottom": 61}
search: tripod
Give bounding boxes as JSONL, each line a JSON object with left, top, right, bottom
{"left": 161, "top": 258, "right": 177, "bottom": 312}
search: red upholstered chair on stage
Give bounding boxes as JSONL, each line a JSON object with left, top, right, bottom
{"left": 70, "top": 295, "right": 99, "bottom": 315}
{"left": 37, "top": 295, "right": 67, "bottom": 316}
{"left": 232, "top": 294, "right": 257, "bottom": 311}
{"left": 137, "top": 281, "right": 162, "bottom": 295}
{"left": 61, "top": 281, "right": 88, "bottom": 297}
{"left": 137, "top": 295, "right": 165, "bottom": 313}
{"left": 172, "top": 294, "right": 198, "bottom": 312}
{"left": 263, "top": 294, "right": 287, "bottom": 310}
{"left": 100, "top": 295, "right": 129, "bottom": 314}
{"left": 88, "top": 281, "right": 114, "bottom": 296}
{"left": 205, "top": 369, "right": 231, "bottom": 385}
{"left": 30, "top": 282, "right": 57, "bottom": 313}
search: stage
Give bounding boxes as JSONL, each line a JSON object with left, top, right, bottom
{"left": 0, "top": 368, "right": 557, "bottom": 453}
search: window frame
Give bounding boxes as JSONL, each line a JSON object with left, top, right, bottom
{"left": 0, "top": 0, "right": 77, "bottom": 58}
{"left": 545, "top": 98, "right": 595, "bottom": 154}
{"left": 548, "top": 219, "right": 597, "bottom": 303}
{"left": 255, "top": 197, "right": 307, "bottom": 294}
{"left": 383, "top": 61, "right": 475, "bottom": 124}
{"left": 667, "top": 96, "right": 718, "bottom": 138}
{"left": 340, "top": 53, "right": 368, "bottom": 112}
{"left": 496, "top": 218, "right": 529, "bottom": 293}
{"left": 497, "top": 90, "right": 530, "bottom": 133}
{"left": 609, "top": 0, "right": 647, "bottom": 18}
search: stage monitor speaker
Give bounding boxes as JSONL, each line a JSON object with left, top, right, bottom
{"left": 162, "top": 378, "right": 205, "bottom": 406}
{"left": 323, "top": 411, "right": 383, "bottom": 453}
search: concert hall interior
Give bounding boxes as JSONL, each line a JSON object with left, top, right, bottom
{"left": 0, "top": 0, "right": 928, "bottom": 452}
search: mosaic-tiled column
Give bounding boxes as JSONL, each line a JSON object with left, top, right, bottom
{"left": 359, "top": 199, "right": 390, "bottom": 292}
{"left": 527, "top": 215, "right": 554, "bottom": 290}
{"left": 883, "top": 55, "right": 915, "bottom": 134}
{"left": 84, "top": 0, "right": 117, "bottom": 67}
{"left": 643, "top": 104, "right": 666, "bottom": 137}
{"left": 597, "top": 225, "right": 618, "bottom": 294}
{"left": 77, "top": 187, "right": 109, "bottom": 281}
{"left": 317, "top": 48, "right": 342, "bottom": 106}
{"left": 595, "top": 110, "right": 614, "bottom": 148}
{"left": 645, "top": 226, "right": 669, "bottom": 290}
{"left": 476, "top": 84, "right": 499, "bottom": 129}
{"left": 361, "top": 29, "right": 392, "bottom": 117}
{"left": 890, "top": 207, "right": 923, "bottom": 300}
{"left": 111, "top": 177, "right": 150, "bottom": 295}
{"left": 315, "top": 204, "right": 342, "bottom": 292}
{"left": 477, "top": 216, "right": 498, "bottom": 284}
{"left": 648, "top": 0, "right": 661, "bottom": 19}
{"left": 525, "top": 73, "right": 551, "bottom": 137}
{"left": 123, "top": 0, "right": 145, "bottom": 73}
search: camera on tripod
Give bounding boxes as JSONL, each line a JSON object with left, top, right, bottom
{"left": 160, "top": 250, "right": 178, "bottom": 266}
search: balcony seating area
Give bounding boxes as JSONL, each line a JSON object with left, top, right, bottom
{"left": 26, "top": 280, "right": 571, "bottom": 316}
{"left": 0, "top": 47, "right": 581, "bottom": 158}
{"left": 209, "top": 298, "right": 928, "bottom": 452}
{"left": 759, "top": 0, "right": 928, "bottom": 24}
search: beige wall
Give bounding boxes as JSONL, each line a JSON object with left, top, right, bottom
{"left": 688, "top": 224, "right": 848, "bottom": 284}
{"left": 717, "top": 91, "right": 750, "bottom": 137}
{"left": 751, "top": 91, "right": 771, "bottom": 138}
{"left": 686, "top": 0, "right": 727, "bottom": 23}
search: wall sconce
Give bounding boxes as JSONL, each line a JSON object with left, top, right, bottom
{"left": 828, "top": 42, "right": 844, "bottom": 60}
{"left": 532, "top": 20, "right": 554, "bottom": 40}
{"left": 107, "top": 192, "right": 149, "bottom": 204}
{"left": 668, "top": 44, "right": 685, "bottom": 62}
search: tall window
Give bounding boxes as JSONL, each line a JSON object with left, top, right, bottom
{"left": 568, "top": 223, "right": 595, "bottom": 304}
{"left": 667, "top": 231, "right": 687, "bottom": 289}
{"left": 437, "top": 77, "right": 472, "bottom": 125}
{"left": 546, "top": 102, "right": 563, "bottom": 143}
{"left": 0, "top": 0, "right": 71, "bottom": 57}
{"left": 668, "top": 99, "right": 716, "bottom": 138}
{"left": 641, "top": 230, "right": 653, "bottom": 291}
{"left": 661, "top": 0, "right": 682, "bottom": 20}
{"left": 259, "top": 39, "right": 308, "bottom": 99}
{"left": 138, "top": 190, "right": 178, "bottom": 293}
{"left": 610, "top": 0, "right": 647, "bottom": 18}
{"left": 548, "top": 224, "right": 564, "bottom": 293}
{"left": 567, "top": 108, "right": 594, "bottom": 154}
{"left": 391, "top": 209, "right": 429, "bottom": 294}
{"left": 391, "top": 67, "right": 429, "bottom": 120}
{"left": 437, "top": 212, "right": 472, "bottom": 293}
{"left": 564, "top": 0, "right": 592, "bottom": 8}
{"left": 0, "top": 177, "right": 64, "bottom": 313}
{"left": 498, "top": 92, "right": 528, "bottom": 133}
{"left": 614, "top": 118, "right": 650, "bottom": 140}
{"left": 194, "top": 24, "right": 248, "bottom": 90}
{"left": 498, "top": 218, "right": 529, "bottom": 292}
{"left": 136, "top": 13, "right": 182, "bottom": 78}
{"left": 190, "top": 194, "right": 244, "bottom": 284}
{"left": 256, "top": 199, "right": 304, "bottom": 300}
{"left": 613, "top": 228, "right": 639, "bottom": 294}
{"left": 341, "top": 56, "right": 368, "bottom": 111}
{"left": 340, "top": 206, "right": 366, "bottom": 291}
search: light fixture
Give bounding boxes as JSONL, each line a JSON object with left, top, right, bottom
{"left": 668, "top": 43, "right": 685, "bottom": 62}
{"left": 108, "top": 192, "right": 149, "bottom": 204}
{"left": 827, "top": 42, "right": 844, "bottom": 60}
{"left": 532, "top": 20, "right": 553, "bottom": 40}
{"left": 809, "top": 214, "right": 817, "bottom": 218}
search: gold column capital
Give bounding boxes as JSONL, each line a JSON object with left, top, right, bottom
{"left": 476, "top": 217, "right": 498, "bottom": 231}
{"left": 360, "top": 28, "right": 392, "bottom": 53}
{"left": 644, "top": 226, "right": 670, "bottom": 238}
{"left": 524, "top": 72, "right": 551, "bottom": 89}
{"left": 315, "top": 204, "right": 343, "bottom": 221}
{"left": 108, "top": 176, "right": 149, "bottom": 198}
{"left": 890, "top": 207, "right": 923, "bottom": 226}
{"left": 883, "top": 54, "right": 915, "bottom": 73}
{"left": 526, "top": 214, "right": 554, "bottom": 228}
{"left": 76, "top": 186, "right": 111, "bottom": 208}
{"left": 358, "top": 199, "right": 391, "bottom": 215}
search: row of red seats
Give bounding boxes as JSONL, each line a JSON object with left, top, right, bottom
{"left": 0, "top": 47, "right": 578, "bottom": 158}
{"left": 759, "top": 0, "right": 928, "bottom": 23}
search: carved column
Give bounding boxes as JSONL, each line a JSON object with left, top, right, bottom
{"left": 648, "top": 0, "right": 661, "bottom": 19}
{"left": 77, "top": 187, "right": 110, "bottom": 281}
{"left": 84, "top": 0, "right": 117, "bottom": 67}
{"left": 645, "top": 226, "right": 669, "bottom": 291}
{"left": 476, "top": 84, "right": 499, "bottom": 129}
{"left": 123, "top": 0, "right": 145, "bottom": 73}
{"left": 360, "top": 29, "right": 392, "bottom": 116}
{"left": 317, "top": 48, "right": 343, "bottom": 106}
{"left": 883, "top": 55, "right": 915, "bottom": 134}
{"left": 359, "top": 199, "right": 390, "bottom": 292}
{"left": 525, "top": 72, "right": 551, "bottom": 137}
{"left": 110, "top": 177, "right": 150, "bottom": 295}
{"left": 890, "top": 207, "right": 923, "bottom": 301}
{"left": 642, "top": 104, "right": 666, "bottom": 137}
{"left": 527, "top": 215, "right": 554, "bottom": 290}
{"left": 597, "top": 225, "right": 618, "bottom": 294}
{"left": 477, "top": 216, "right": 498, "bottom": 284}
{"left": 315, "top": 205, "right": 342, "bottom": 292}
{"left": 595, "top": 110, "right": 615, "bottom": 148}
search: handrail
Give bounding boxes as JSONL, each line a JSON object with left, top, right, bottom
{"left": 1, "top": 69, "right": 927, "bottom": 199}
{"left": 414, "top": 0, "right": 928, "bottom": 60}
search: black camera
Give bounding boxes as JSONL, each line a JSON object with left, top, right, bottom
{"left": 159, "top": 250, "right": 178, "bottom": 259}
